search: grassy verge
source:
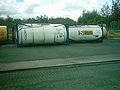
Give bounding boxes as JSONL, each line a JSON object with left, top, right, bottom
{"left": 108, "top": 31, "right": 120, "bottom": 38}
{"left": 8, "top": 34, "right": 13, "bottom": 40}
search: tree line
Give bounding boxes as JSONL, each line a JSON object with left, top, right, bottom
{"left": 0, "top": 15, "right": 76, "bottom": 29}
{"left": 0, "top": 0, "right": 120, "bottom": 31}
{"left": 78, "top": 0, "right": 120, "bottom": 30}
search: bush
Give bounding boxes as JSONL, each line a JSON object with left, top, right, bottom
{"left": 111, "top": 21, "right": 120, "bottom": 30}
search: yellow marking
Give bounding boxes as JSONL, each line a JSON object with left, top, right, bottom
{"left": 83, "top": 30, "right": 93, "bottom": 35}
{"left": 0, "top": 26, "right": 7, "bottom": 41}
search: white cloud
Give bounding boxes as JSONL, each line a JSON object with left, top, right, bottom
{"left": 0, "top": 0, "right": 112, "bottom": 21}
{"left": 0, "top": 0, "right": 18, "bottom": 16}
{"left": 83, "top": 0, "right": 100, "bottom": 11}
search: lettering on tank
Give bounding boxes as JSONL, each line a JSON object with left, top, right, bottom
{"left": 78, "top": 30, "right": 93, "bottom": 35}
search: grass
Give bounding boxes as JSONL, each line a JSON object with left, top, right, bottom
{"left": 108, "top": 31, "right": 120, "bottom": 38}
{"left": 8, "top": 34, "right": 13, "bottom": 40}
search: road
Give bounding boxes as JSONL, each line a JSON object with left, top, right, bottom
{"left": 0, "top": 61, "right": 120, "bottom": 90}
{"left": 0, "top": 39, "right": 120, "bottom": 63}
{"left": 0, "top": 39, "right": 120, "bottom": 90}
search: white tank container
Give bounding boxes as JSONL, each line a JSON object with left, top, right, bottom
{"left": 69, "top": 25, "right": 103, "bottom": 41}
{"left": 17, "top": 24, "right": 67, "bottom": 45}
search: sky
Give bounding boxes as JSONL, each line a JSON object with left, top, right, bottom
{"left": 0, "top": 0, "right": 112, "bottom": 21}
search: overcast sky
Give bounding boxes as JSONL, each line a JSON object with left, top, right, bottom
{"left": 0, "top": 0, "right": 112, "bottom": 21}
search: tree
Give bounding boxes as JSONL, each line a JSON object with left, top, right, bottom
{"left": 110, "top": 0, "right": 120, "bottom": 30}
{"left": 0, "top": 17, "right": 5, "bottom": 25}
{"left": 78, "top": 10, "right": 102, "bottom": 25}
{"left": 36, "top": 15, "right": 49, "bottom": 23}
{"left": 100, "top": 3, "right": 112, "bottom": 30}
{"left": 112, "top": 0, "right": 120, "bottom": 21}
{"left": 101, "top": 3, "right": 111, "bottom": 17}
{"left": 48, "top": 17, "right": 76, "bottom": 26}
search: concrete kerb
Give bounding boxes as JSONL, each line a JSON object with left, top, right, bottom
{"left": 0, "top": 55, "right": 120, "bottom": 72}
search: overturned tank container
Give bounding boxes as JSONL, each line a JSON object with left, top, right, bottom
{"left": 0, "top": 26, "right": 7, "bottom": 42}
{"left": 16, "top": 24, "right": 67, "bottom": 46}
{"left": 69, "top": 25, "right": 106, "bottom": 42}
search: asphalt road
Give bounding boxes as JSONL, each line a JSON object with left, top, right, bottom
{"left": 0, "top": 39, "right": 120, "bottom": 90}
{"left": 0, "top": 61, "right": 120, "bottom": 90}
{"left": 0, "top": 39, "right": 120, "bottom": 63}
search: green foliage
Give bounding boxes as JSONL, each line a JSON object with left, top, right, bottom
{"left": 100, "top": 3, "right": 112, "bottom": 30}
{"left": 101, "top": 3, "right": 111, "bottom": 17}
{"left": 0, "top": 15, "right": 77, "bottom": 30}
{"left": 110, "top": 0, "right": 120, "bottom": 30}
{"left": 112, "top": 0, "right": 120, "bottom": 21}
{"left": 77, "top": 0, "right": 119, "bottom": 31}
{"left": 49, "top": 17, "right": 76, "bottom": 26}
{"left": 111, "top": 21, "right": 120, "bottom": 30}
{"left": 78, "top": 10, "right": 102, "bottom": 25}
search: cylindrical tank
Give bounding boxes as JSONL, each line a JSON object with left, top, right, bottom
{"left": 0, "top": 26, "right": 7, "bottom": 41}
{"left": 16, "top": 24, "right": 67, "bottom": 45}
{"left": 69, "top": 25, "right": 103, "bottom": 41}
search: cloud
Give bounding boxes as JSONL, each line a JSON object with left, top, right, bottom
{"left": 25, "top": 4, "right": 40, "bottom": 14}
{"left": 0, "top": 0, "right": 18, "bottom": 16}
{"left": 64, "top": 3, "right": 82, "bottom": 11}
{"left": 16, "top": 0, "right": 23, "bottom": 3}
{"left": 0, "top": 0, "right": 111, "bottom": 21}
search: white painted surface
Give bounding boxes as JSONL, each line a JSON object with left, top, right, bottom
{"left": 17, "top": 24, "right": 67, "bottom": 45}
{"left": 69, "top": 25, "right": 103, "bottom": 41}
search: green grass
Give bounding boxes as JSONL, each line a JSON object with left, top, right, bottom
{"left": 108, "top": 31, "right": 120, "bottom": 38}
{"left": 8, "top": 34, "right": 13, "bottom": 40}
